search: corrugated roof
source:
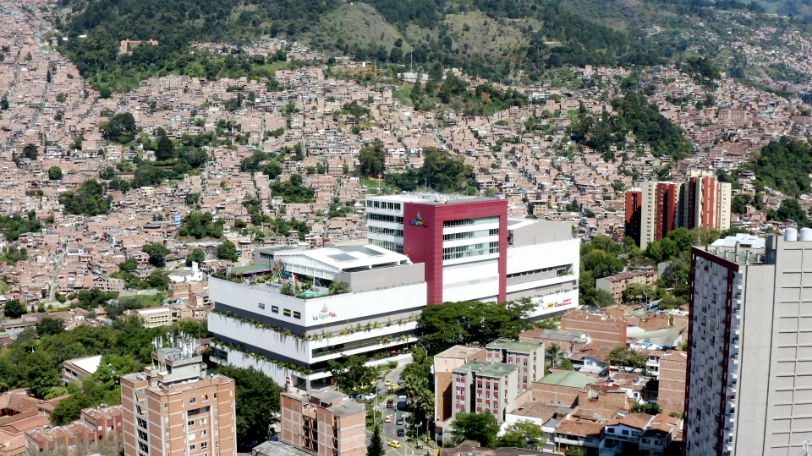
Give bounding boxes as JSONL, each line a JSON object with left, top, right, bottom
{"left": 538, "top": 371, "right": 597, "bottom": 388}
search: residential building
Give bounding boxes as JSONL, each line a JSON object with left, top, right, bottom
{"left": 685, "top": 231, "right": 812, "bottom": 456}
{"left": 596, "top": 267, "right": 658, "bottom": 305}
{"left": 452, "top": 361, "right": 518, "bottom": 424}
{"left": 560, "top": 310, "right": 628, "bottom": 346}
{"left": 62, "top": 355, "right": 102, "bottom": 385}
{"left": 25, "top": 405, "right": 123, "bottom": 455}
{"left": 656, "top": 351, "right": 687, "bottom": 414}
{"left": 626, "top": 174, "right": 732, "bottom": 249}
{"left": 624, "top": 188, "right": 642, "bottom": 245}
{"left": 433, "top": 346, "right": 486, "bottom": 441}
{"left": 532, "top": 371, "right": 597, "bottom": 408}
{"left": 519, "top": 328, "right": 591, "bottom": 356}
{"left": 279, "top": 388, "right": 365, "bottom": 456}
{"left": 209, "top": 245, "right": 427, "bottom": 390}
{"left": 551, "top": 420, "right": 603, "bottom": 455}
{"left": 366, "top": 194, "right": 579, "bottom": 316}
{"left": 600, "top": 413, "right": 680, "bottom": 456}
{"left": 121, "top": 339, "right": 236, "bottom": 456}
{"left": 484, "top": 338, "right": 545, "bottom": 392}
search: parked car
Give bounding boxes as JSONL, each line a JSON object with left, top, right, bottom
{"left": 386, "top": 399, "right": 394, "bottom": 408}
{"left": 396, "top": 416, "right": 404, "bottom": 425}
{"left": 397, "top": 428, "right": 405, "bottom": 437}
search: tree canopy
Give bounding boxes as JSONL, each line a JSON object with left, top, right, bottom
{"left": 59, "top": 180, "right": 111, "bottom": 216}
{"left": 179, "top": 212, "right": 225, "bottom": 239}
{"left": 216, "top": 365, "right": 283, "bottom": 443}
{"left": 748, "top": 137, "right": 812, "bottom": 198}
{"left": 358, "top": 139, "right": 386, "bottom": 177}
{"left": 419, "top": 299, "right": 536, "bottom": 355}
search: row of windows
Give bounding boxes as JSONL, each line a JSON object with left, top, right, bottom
{"left": 443, "top": 216, "right": 499, "bottom": 228}
{"left": 258, "top": 303, "right": 301, "bottom": 319}
{"left": 443, "top": 242, "right": 499, "bottom": 261}
{"left": 443, "top": 228, "right": 498, "bottom": 241}
{"left": 368, "top": 213, "right": 404, "bottom": 224}
{"left": 369, "top": 226, "right": 404, "bottom": 237}
{"left": 370, "top": 239, "right": 403, "bottom": 253}
{"left": 366, "top": 201, "right": 402, "bottom": 211}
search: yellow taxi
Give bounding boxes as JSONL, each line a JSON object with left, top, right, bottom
{"left": 388, "top": 441, "right": 402, "bottom": 449}
{"left": 384, "top": 379, "right": 392, "bottom": 386}
{"left": 384, "top": 415, "right": 392, "bottom": 423}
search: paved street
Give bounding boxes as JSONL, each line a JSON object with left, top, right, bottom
{"left": 364, "top": 365, "right": 428, "bottom": 456}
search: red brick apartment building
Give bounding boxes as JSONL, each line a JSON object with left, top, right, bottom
{"left": 280, "top": 388, "right": 366, "bottom": 456}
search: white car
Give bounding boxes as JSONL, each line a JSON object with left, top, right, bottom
{"left": 361, "top": 393, "right": 376, "bottom": 401}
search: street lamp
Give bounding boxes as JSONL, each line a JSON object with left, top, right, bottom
{"left": 416, "top": 421, "right": 423, "bottom": 449}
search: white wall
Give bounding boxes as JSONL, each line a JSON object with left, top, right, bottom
{"left": 443, "top": 260, "right": 500, "bottom": 302}
{"left": 209, "top": 311, "right": 420, "bottom": 364}
{"left": 210, "top": 278, "right": 426, "bottom": 327}
{"left": 506, "top": 238, "right": 580, "bottom": 276}
{"left": 526, "top": 289, "right": 579, "bottom": 319}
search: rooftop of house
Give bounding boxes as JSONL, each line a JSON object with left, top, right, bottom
{"left": 274, "top": 244, "right": 411, "bottom": 273}
{"left": 63, "top": 355, "right": 103, "bottom": 376}
{"left": 520, "top": 328, "right": 590, "bottom": 343}
{"left": 537, "top": 371, "right": 597, "bottom": 389}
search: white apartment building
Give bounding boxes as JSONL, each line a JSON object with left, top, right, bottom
{"left": 685, "top": 231, "right": 812, "bottom": 456}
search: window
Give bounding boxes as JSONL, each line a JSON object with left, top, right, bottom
{"left": 443, "top": 216, "right": 499, "bottom": 228}
{"left": 202, "top": 442, "right": 209, "bottom": 449}
{"left": 367, "top": 213, "right": 404, "bottom": 224}
{"left": 203, "top": 395, "right": 208, "bottom": 402}
{"left": 622, "top": 430, "right": 629, "bottom": 436}
{"left": 201, "top": 418, "right": 207, "bottom": 425}
{"left": 190, "top": 445, "right": 196, "bottom": 451}
{"left": 201, "top": 430, "right": 208, "bottom": 437}
{"left": 608, "top": 428, "right": 615, "bottom": 433}
{"left": 188, "top": 421, "right": 195, "bottom": 428}
{"left": 283, "top": 309, "right": 291, "bottom": 317}
{"left": 271, "top": 306, "right": 279, "bottom": 314}
{"left": 443, "top": 241, "right": 499, "bottom": 261}
{"left": 293, "top": 311, "right": 301, "bottom": 319}
{"left": 190, "top": 398, "right": 197, "bottom": 405}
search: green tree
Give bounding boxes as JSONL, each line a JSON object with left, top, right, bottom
{"left": 50, "top": 394, "right": 91, "bottom": 425}
{"left": 546, "top": 343, "right": 567, "bottom": 369}
{"left": 358, "top": 139, "right": 386, "bottom": 177}
{"left": 36, "top": 318, "right": 65, "bottom": 336}
{"left": 155, "top": 134, "right": 176, "bottom": 161}
{"left": 217, "top": 241, "right": 238, "bottom": 261}
{"left": 119, "top": 258, "right": 138, "bottom": 273}
{"left": 564, "top": 448, "right": 584, "bottom": 456}
{"left": 631, "top": 402, "right": 662, "bottom": 415}
{"left": 605, "top": 347, "right": 647, "bottom": 369}
{"left": 216, "top": 365, "right": 283, "bottom": 443}
{"left": 186, "top": 248, "right": 206, "bottom": 266}
{"left": 3, "top": 299, "right": 25, "bottom": 318}
{"left": 368, "top": 425, "right": 385, "bottom": 456}
{"left": 451, "top": 412, "right": 499, "bottom": 447}
{"left": 22, "top": 143, "right": 38, "bottom": 160}
{"left": 93, "top": 354, "right": 138, "bottom": 389}
{"left": 59, "top": 180, "right": 111, "bottom": 216}
{"left": 328, "top": 355, "right": 379, "bottom": 394}
{"left": 23, "top": 351, "right": 61, "bottom": 398}
{"left": 48, "top": 166, "right": 63, "bottom": 180}
{"left": 419, "top": 299, "right": 536, "bottom": 355}
{"left": 99, "top": 166, "right": 116, "bottom": 180}
{"left": 143, "top": 243, "right": 169, "bottom": 267}
{"left": 102, "top": 113, "right": 137, "bottom": 143}
{"left": 498, "top": 420, "right": 546, "bottom": 449}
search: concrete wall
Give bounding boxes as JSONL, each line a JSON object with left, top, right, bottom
{"left": 509, "top": 220, "right": 571, "bottom": 247}
{"left": 338, "top": 262, "right": 425, "bottom": 293}
{"left": 209, "top": 278, "right": 426, "bottom": 330}
{"left": 443, "top": 259, "right": 500, "bottom": 302}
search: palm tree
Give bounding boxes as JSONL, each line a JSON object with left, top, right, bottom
{"left": 546, "top": 343, "right": 567, "bottom": 369}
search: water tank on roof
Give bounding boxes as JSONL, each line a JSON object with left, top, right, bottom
{"left": 801, "top": 228, "right": 812, "bottom": 242}
{"left": 785, "top": 228, "right": 798, "bottom": 242}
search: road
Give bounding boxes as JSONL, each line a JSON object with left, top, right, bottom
{"left": 365, "top": 366, "right": 430, "bottom": 456}
{"left": 48, "top": 246, "right": 67, "bottom": 301}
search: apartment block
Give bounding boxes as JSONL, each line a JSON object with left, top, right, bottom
{"left": 685, "top": 231, "right": 812, "bottom": 456}
{"left": 596, "top": 267, "right": 658, "bottom": 305}
{"left": 452, "top": 361, "right": 518, "bottom": 424}
{"left": 433, "top": 346, "right": 486, "bottom": 438}
{"left": 532, "top": 371, "right": 596, "bottom": 408}
{"left": 519, "top": 328, "right": 591, "bottom": 356}
{"left": 626, "top": 173, "right": 732, "bottom": 249}
{"left": 484, "top": 338, "right": 545, "bottom": 392}
{"left": 280, "top": 388, "right": 366, "bottom": 456}
{"left": 657, "top": 351, "right": 687, "bottom": 414}
{"left": 121, "top": 339, "right": 236, "bottom": 456}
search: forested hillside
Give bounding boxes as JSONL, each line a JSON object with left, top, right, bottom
{"left": 57, "top": 0, "right": 663, "bottom": 92}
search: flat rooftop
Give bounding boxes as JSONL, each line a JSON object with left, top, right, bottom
{"left": 454, "top": 361, "right": 517, "bottom": 377}
{"left": 367, "top": 193, "right": 500, "bottom": 205}
{"left": 486, "top": 338, "right": 541, "bottom": 353}
{"left": 538, "top": 371, "right": 597, "bottom": 389}
{"left": 276, "top": 244, "right": 410, "bottom": 273}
